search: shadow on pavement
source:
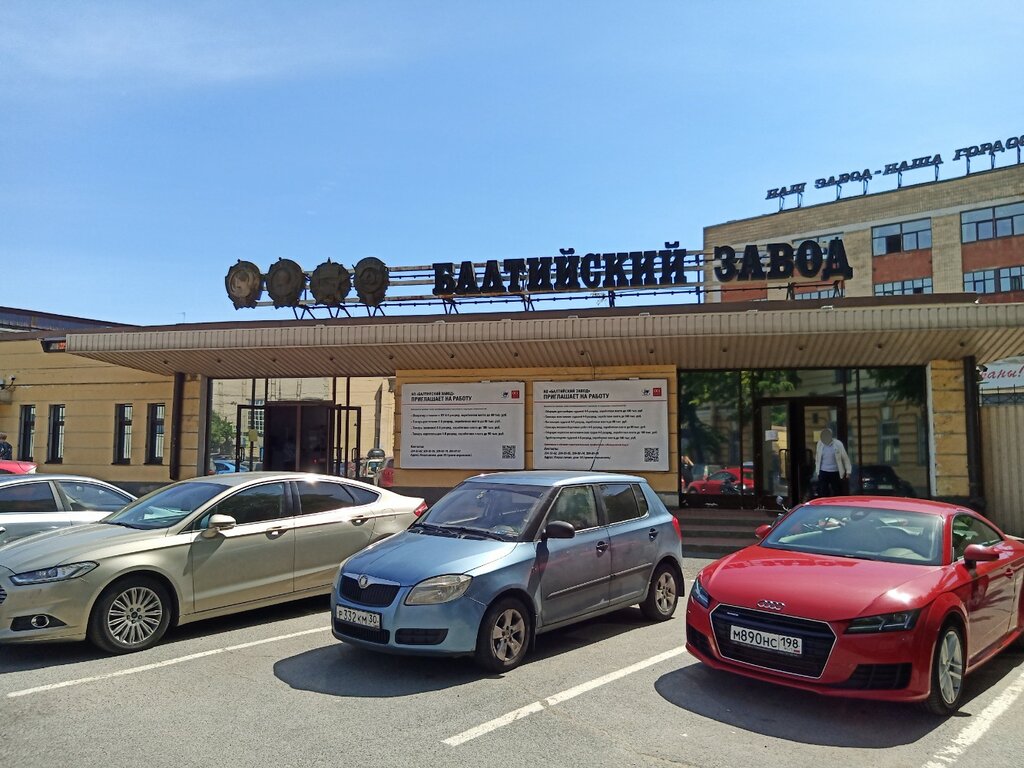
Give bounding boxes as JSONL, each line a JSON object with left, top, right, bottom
{"left": 654, "top": 648, "right": 1024, "bottom": 748}
{"left": 274, "top": 606, "right": 657, "bottom": 697}
{"left": 0, "top": 596, "right": 331, "bottom": 673}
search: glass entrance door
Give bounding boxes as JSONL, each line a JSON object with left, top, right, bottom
{"left": 252, "top": 402, "right": 362, "bottom": 475}
{"left": 755, "top": 397, "right": 846, "bottom": 509}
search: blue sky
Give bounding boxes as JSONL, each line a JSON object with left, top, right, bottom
{"left": 2, "top": 1, "right": 1022, "bottom": 325}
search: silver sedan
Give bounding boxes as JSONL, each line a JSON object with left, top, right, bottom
{"left": 0, "top": 472, "right": 425, "bottom": 653}
{"left": 0, "top": 475, "right": 135, "bottom": 545}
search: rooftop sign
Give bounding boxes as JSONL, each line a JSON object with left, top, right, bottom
{"left": 766, "top": 130, "right": 1023, "bottom": 208}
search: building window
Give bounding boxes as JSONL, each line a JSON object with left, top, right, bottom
{"left": 47, "top": 404, "right": 65, "bottom": 463}
{"left": 18, "top": 405, "right": 35, "bottom": 462}
{"left": 963, "top": 269, "right": 997, "bottom": 294}
{"left": 964, "top": 266, "right": 1024, "bottom": 295}
{"left": 114, "top": 404, "right": 133, "bottom": 464}
{"left": 872, "top": 219, "right": 932, "bottom": 256}
{"left": 879, "top": 408, "right": 900, "bottom": 464}
{"left": 873, "top": 278, "right": 934, "bottom": 296}
{"left": 248, "top": 399, "right": 265, "bottom": 433}
{"left": 961, "top": 202, "right": 1024, "bottom": 243}
{"left": 146, "top": 403, "right": 165, "bottom": 464}
{"left": 794, "top": 288, "right": 839, "bottom": 301}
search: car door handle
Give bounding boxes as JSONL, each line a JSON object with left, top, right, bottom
{"left": 649, "top": 527, "right": 659, "bottom": 540}
{"left": 266, "top": 527, "right": 286, "bottom": 539}
{"left": 596, "top": 541, "right": 608, "bottom": 554}
{"left": 1006, "top": 569, "right": 1015, "bottom": 579}
{"left": 351, "top": 516, "right": 369, "bottom": 525}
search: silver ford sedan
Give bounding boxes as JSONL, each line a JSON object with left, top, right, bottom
{"left": 0, "top": 472, "right": 424, "bottom": 653}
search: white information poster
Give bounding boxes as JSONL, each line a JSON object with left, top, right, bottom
{"left": 400, "top": 382, "right": 525, "bottom": 469}
{"left": 533, "top": 379, "right": 669, "bottom": 471}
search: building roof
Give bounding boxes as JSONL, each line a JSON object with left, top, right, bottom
{"left": 51, "top": 293, "right": 1024, "bottom": 377}
{"left": 0, "top": 306, "right": 126, "bottom": 333}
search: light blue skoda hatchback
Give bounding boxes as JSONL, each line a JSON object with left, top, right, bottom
{"left": 331, "top": 471, "right": 685, "bottom": 671}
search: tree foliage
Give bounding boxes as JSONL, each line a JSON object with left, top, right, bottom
{"left": 678, "top": 370, "right": 800, "bottom": 463}
{"left": 208, "top": 411, "right": 236, "bottom": 455}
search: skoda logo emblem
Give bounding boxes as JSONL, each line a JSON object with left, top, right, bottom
{"left": 757, "top": 599, "right": 785, "bottom": 612}
{"left": 357, "top": 575, "right": 370, "bottom": 589}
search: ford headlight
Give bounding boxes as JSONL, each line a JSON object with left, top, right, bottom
{"left": 10, "top": 562, "right": 98, "bottom": 585}
{"left": 845, "top": 609, "right": 920, "bottom": 633}
{"left": 405, "top": 574, "right": 472, "bottom": 605}
{"left": 690, "top": 575, "right": 712, "bottom": 608}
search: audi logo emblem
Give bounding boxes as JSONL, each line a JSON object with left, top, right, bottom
{"left": 756, "top": 599, "right": 785, "bottom": 611}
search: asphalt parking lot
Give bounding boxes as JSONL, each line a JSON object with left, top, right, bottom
{"left": 1, "top": 557, "right": 1023, "bottom": 768}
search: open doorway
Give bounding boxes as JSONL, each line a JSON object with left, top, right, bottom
{"left": 754, "top": 397, "right": 847, "bottom": 508}
{"left": 234, "top": 402, "right": 362, "bottom": 476}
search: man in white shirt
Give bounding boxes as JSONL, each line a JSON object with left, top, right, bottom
{"left": 814, "top": 428, "right": 851, "bottom": 497}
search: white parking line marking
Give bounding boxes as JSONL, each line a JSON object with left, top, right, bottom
{"left": 922, "top": 664, "right": 1024, "bottom": 768}
{"left": 443, "top": 647, "right": 686, "bottom": 746}
{"left": 6, "top": 626, "right": 331, "bottom": 699}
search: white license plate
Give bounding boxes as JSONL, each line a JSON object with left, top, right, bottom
{"left": 877, "top": 483, "right": 894, "bottom": 490}
{"left": 336, "top": 606, "right": 381, "bottom": 629}
{"left": 730, "top": 625, "right": 803, "bottom": 655}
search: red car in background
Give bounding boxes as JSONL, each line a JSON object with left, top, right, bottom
{"left": 686, "top": 466, "right": 754, "bottom": 495}
{"left": 685, "top": 496, "right": 1024, "bottom": 714}
{"left": 0, "top": 460, "right": 36, "bottom": 474}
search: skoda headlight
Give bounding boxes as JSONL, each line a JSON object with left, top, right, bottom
{"left": 690, "top": 575, "right": 712, "bottom": 608}
{"left": 10, "top": 562, "right": 98, "bottom": 586}
{"left": 845, "top": 609, "right": 920, "bottom": 633}
{"left": 405, "top": 574, "right": 472, "bottom": 605}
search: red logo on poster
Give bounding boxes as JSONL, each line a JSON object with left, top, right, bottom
{"left": 511, "top": 389, "right": 521, "bottom": 399}
{"left": 653, "top": 387, "right": 662, "bottom": 397}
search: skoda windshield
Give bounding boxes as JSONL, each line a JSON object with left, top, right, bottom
{"left": 412, "top": 482, "right": 549, "bottom": 541}
{"left": 760, "top": 504, "right": 943, "bottom": 565}
{"left": 104, "top": 482, "right": 230, "bottom": 530}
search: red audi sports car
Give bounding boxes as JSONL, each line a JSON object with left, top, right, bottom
{"left": 685, "top": 496, "right": 1024, "bottom": 714}
{"left": 686, "top": 467, "right": 754, "bottom": 495}
{"left": 0, "top": 460, "right": 36, "bottom": 475}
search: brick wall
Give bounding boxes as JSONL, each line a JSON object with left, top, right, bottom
{"left": 961, "top": 235, "right": 1024, "bottom": 272}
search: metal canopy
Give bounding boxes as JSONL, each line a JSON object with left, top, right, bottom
{"left": 61, "top": 296, "right": 1024, "bottom": 379}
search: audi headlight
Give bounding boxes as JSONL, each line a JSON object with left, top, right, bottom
{"left": 405, "top": 575, "right": 472, "bottom": 605}
{"left": 690, "top": 575, "right": 712, "bottom": 608}
{"left": 845, "top": 609, "right": 920, "bottom": 633}
{"left": 10, "top": 562, "right": 98, "bottom": 586}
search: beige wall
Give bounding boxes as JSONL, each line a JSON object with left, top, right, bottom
{"left": 394, "top": 365, "right": 678, "bottom": 495}
{"left": 927, "top": 360, "right": 970, "bottom": 498}
{"left": 0, "top": 338, "right": 203, "bottom": 486}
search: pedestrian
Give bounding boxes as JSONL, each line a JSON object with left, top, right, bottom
{"left": 813, "top": 428, "right": 851, "bottom": 497}
{"left": 681, "top": 454, "right": 694, "bottom": 489}
{"left": 0, "top": 432, "right": 11, "bottom": 461}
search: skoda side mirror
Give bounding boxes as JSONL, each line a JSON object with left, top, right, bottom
{"left": 543, "top": 521, "right": 576, "bottom": 540}
{"left": 755, "top": 524, "right": 773, "bottom": 540}
{"left": 963, "top": 543, "right": 999, "bottom": 566}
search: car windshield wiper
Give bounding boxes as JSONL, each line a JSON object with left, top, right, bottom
{"left": 437, "top": 525, "right": 508, "bottom": 541}
{"left": 104, "top": 520, "right": 142, "bottom": 529}
{"left": 410, "top": 523, "right": 459, "bottom": 537}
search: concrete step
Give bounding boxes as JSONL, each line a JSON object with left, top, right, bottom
{"left": 681, "top": 538, "right": 751, "bottom": 558}
{"left": 681, "top": 527, "right": 760, "bottom": 540}
{"left": 678, "top": 516, "right": 768, "bottom": 529}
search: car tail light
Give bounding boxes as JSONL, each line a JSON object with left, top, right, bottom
{"left": 672, "top": 516, "right": 683, "bottom": 540}
{"left": 413, "top": 501, "right": 428, "bottom": 517}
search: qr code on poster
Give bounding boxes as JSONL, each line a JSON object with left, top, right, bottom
{"left": 501, "top": 445, "right": 516, "bottom": 460}
{"left": 643, "top": 447, "right": 659, "bottom": 463}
